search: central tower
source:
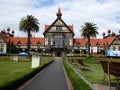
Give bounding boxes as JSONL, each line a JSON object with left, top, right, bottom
{"left": 43, "top": 8, "right": 74, "bottom": 57}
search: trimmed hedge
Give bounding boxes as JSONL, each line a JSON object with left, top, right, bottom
{"left": 0, "top": 61, "right": 53, "bottom": 90}
{"left": 63, "top": 60, "right": 92, "bottom": 90}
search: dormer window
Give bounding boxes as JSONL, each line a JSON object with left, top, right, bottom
{"left": 17, "top": 41, "right": 21, "bottom": 48}
{"left": 18, "top": 43, "right": 21, "bottom": 48}
{"left": 37, "top": 43, "right": 40, "bottom": 49}
{"left": 77, "top": 42, "right": 80, "bottom": 48}
{"left": 56, "top": 26, "right": 62, "bottom": 31}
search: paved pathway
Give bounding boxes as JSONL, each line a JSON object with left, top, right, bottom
{"left": 22, "top": 57, "right": 69, "bottom": 90}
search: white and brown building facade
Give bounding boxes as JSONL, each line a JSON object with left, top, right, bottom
{"left": 0, "top": 8, "right": 120, "bottom": 56}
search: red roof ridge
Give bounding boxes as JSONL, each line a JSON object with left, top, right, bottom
{"left": 57, "top": 7, "right": 62, "bottom": 15}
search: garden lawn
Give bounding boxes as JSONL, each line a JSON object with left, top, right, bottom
{"left": 63, "top": 59, "right": 92, "bottom": 90}
{"left": 66, "top": 57, "right": 120, "bottom": 84}
{"left": 0, "top": 56, "right": 52, "bottom": 89}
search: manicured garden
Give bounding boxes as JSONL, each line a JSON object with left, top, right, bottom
{"left": 64, "top": 56, "right": 120, "bottom": 89}
{"left": 63, "top": 58, "right": 92, "bottom": 90}
{"left": 0, "top": 56, "right": 53, "bottom": 90}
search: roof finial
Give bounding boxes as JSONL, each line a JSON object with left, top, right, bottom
{"left": 56, "top": 7, "right": 62, "bottom": 18}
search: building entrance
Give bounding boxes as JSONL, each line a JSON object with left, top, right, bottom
{"left": 56, "top": 51, "right": 61, "bottom": 57}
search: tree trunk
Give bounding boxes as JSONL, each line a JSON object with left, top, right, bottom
{"left": 27, "top": 30, "right": 31, "bottom": 55}
{"left": 87, "top": 36, "right": 90, "bottom": 57}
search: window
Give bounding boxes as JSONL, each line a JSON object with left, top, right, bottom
{"left": 18, "top": 43, "right": 21, "bottom": 48}
{"left": 55, "top": 38, "right": 62, "bottom": 46}
{"left": 48, "top": 38, "right": 51, "bottom": 45}
{"left": 113, "top": 46, "right": 116, "bottom": 51}
{"left": 0, "top": 44, "right": 3, "bottom": 52}
{"left": 77, "top": 43, "right": 80, "bottom": 48}
{"left": 63, "top": 39, "right": 68, "bottom": 46}
{"left": 37, "top": 43, "right": 40, "bottom": 49}
{"left": 118, "top": 46, "right": 120, "bottom": 51}
{"left": 56, "top": 26, "right": 62, "bottom": 31}
{"left": 0, "top": 37, "right": 2, "bottom": 41}
{"left": 17, "top": 41, "right": 21, "bottom": 48}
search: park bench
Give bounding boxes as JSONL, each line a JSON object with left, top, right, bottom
{"left": 68, "top": 58, "right": 71, "bottom": 62}
{"left": 78, "top": 59, "right": 90, "bottom": 70}
{"left": 71, "top": 58, "right": 75, "bottom": 63}
{"left": 100, "top": 60, "right": 120, "bottom": 90}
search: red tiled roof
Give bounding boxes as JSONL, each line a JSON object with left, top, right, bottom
{"left": 57, "top": 7, "right": 62, "bottom": 15}
{"left": 103, "top": 36, "right": 116, "bottom": 46}
{"left": 73, "top": 38, "right": 87, "bottom": 46}
{"left": 44, "top": 25, "right": 74, "bottom": 32}
{"left": 90, "top": 39, "right": 104, "bottom": 47}
{"left": 0, "top": 34, "right": 10, "bottom": 43}
{"left": 73, "top": 38, "right": 113, "bottom": 47}
{"left": 44, "top": 25, "right": 50, "bottom": 31}
{"left": 11, "top": 37, "right": 45, "bottom": 46}
{"left": 68, "top": 25, "right": 73, "bottom": 32}
{"left": 0, "top": 32, "right": 117, "bottom": 47}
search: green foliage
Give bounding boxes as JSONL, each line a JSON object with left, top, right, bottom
{"left": 19, "top": 15, "right": 40, "bottom": 53}
{"left": 7, "top": 44, "right": 17, "bottom": 53}
{"left": 19, "top": 15, "right": 39, "bottom": 32}
{"left": 80, "top": 22, "right": 98, "bottom": 57}
{"left": 63, "top": 60, "right": 92, "bottom": 90}
{"left": 0, "top": 56, "right": 53, "bottom": 90}
{"left": 81, "top": 22, "right": 98, "bottom": 38}
{"left": 66, "top": 56, "right": 120, "bottom": 84}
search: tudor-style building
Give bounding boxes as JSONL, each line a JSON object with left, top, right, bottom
{"left": 43, "top": 8, "right": 74, "bottom": 56}
{"left": 0, "top": 8, "right": 120, "bottom": 57}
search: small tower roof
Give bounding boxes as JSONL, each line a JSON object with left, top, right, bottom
{"left": 56, "top": 7, "right": 62, "bottom": 18}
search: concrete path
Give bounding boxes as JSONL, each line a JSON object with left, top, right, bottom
{"left": 21, "top": 57, "right": 69, "bottom": 90}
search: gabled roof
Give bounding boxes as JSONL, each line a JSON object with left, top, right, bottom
{"left": 10, "top": 37, "right": 45, "bottom": 46}
{"left": 43, "top": 8, "right": 74, "bottom": 35}
{"left": 103, "top": 36, "right": 117, "bottom": 46}
{"left": 73, "top": 38, "right": 110, "bottom": 47}
{"left": 90, "top": 39, "right": 104, "bottom": 47}
{"left": 73, "top": 38, "right": 87, "bottom": 46}
{"left": 0, "top": 33, "right": 10, "bottom": 44}
{"left": 44, "top": 24, "right": 74, "bottom": 32}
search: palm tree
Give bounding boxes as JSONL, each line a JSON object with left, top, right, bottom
{"left": 19, "top": 15, "right": 39, "bottom": 55}
{"left": 81, "top": 22, "right": 98, "bottom": 57}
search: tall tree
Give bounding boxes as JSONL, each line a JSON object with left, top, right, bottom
{"left": 81, "top": 22, "right": 98, "bottom": 57}
{"left": 19, "top": 15, "right": 39, "bottom": 55}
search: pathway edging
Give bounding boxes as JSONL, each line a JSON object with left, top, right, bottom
{"left": 66, "top": 62, "right": 97, "bottom": 90}
{"left": 17, "top": 62, "right": 54, "bottom": 90}
{"left": 62, "top": 62, "right": 74, "bottom": 90}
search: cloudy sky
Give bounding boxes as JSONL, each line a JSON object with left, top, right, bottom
{"left": 0, "top": 0, "right": 120, "bottom": 38}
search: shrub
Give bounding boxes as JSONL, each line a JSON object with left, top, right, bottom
{"left": 0, "top": 61, "right": 53, "bottom": 90}
{"left": 63, "top": 60, "right": 92, "bottom": 90}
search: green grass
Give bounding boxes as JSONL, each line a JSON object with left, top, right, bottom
{"left": 66, "top": 57, "right": 119, "bottom": 84}
{"left": 0, "top": 56, "right": 53, "bottom": 89}
{"left": 63, "top": 59, "right": 92, "bottom": 90}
